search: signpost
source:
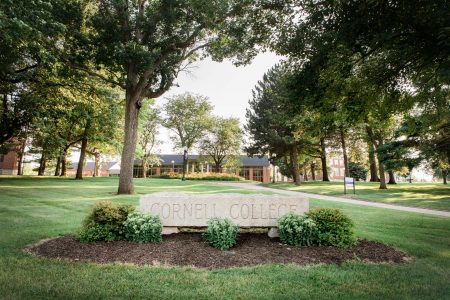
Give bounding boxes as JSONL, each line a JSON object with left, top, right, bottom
{"left": 182, "top": 149, "right": 188, "bottom": 181}
{"left": 344, "top": 177, "right": 355, "bottom": 195}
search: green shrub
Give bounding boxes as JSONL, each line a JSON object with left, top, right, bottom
{"left": 277, "top": 212, "right": 317, "bottom": 246}
{"left": 349, "top": 161, "right": 368, "bottom": 181}
{"left": 307, "top": 208, "right": 356, "bottom": 248}
{"left": 77, "top": 200, "right": 135, "bottom": 242}
{"left": 124, "top": 212, "right": 163, "bottom": 243}
{"left": 203, "top": 218, "right": 239, "bottom": 250}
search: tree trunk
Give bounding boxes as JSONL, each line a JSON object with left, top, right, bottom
{"left": 54, "top": 156, "right": 61, "bottom": 176}
{"left": 290, "top": 144, "right": 301, "bottom": 185}
{"left": 38, "top": 152, "right": 46, "bottom": 176}
{"left": 215, "top": 162, "right": 221, "bottom": 173}
{"left": 378, "top": 157, "right": 387, "bottom": 189}
{"left": 16, "top": 138, "right": 26, "bottom": 175}
{"left": 388, "top": 170, "right": 397, "bottom": 184}
{"left": 60, "top": 149, "right": 68, "bottom": 177}
{"left": 368, "top": 140, "right": 379, "bottom": 182}
{"left": 76, "top": 138, "right": 88, "bottom": 180}
{"left": 444, "top": 150, "right": 450, "bottom": 184}
{"left": 303, "top": 164, "right": 308, "bottom": 181}
{"left": 142, "top": 157, "right": 147, "bottom": 178}
{"left": 375, "top": 139, "right": 387, "bottom": 189}
{"left": 339, "top": 128, "right": 350, "bottom": 177}
{"left": 320, "top": 137, "right": 330, "bottom": 181}
{"left": 118, "top": 91, "right": 141, "bottom": 194}
{"left": 311, "top": 162, "right": 316, "bottom": 181}
{"left": 94, "top": 152, "right": 100, "bottom": 177}
{"left": 366, "top": 125, "right": 387, "bottom": 189}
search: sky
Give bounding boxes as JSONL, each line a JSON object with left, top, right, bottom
{"left": 155, "top": 52, "right": 282, "bottom": 153}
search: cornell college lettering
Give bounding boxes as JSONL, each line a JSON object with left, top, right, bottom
{"left": 140, "top": 192, "right": 309, "bottom": 227}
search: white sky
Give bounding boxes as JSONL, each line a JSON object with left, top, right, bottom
{"left": 155, "top": 52, "right": 282, "bottom": 153}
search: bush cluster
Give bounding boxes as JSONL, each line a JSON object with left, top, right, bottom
{"left": 307, "top": 208, "right": 357, "bottom": 248}
{"left": 156, "top": 172, "right": 243, "bottom": 181}
{"left": 124, "top": 212, "right": 163, "bottom": 243}
{"left": 78, "top": 201, "right": 135, "bottom": 242}
{"left": 277, "top": 209, "right": 356, "bottom": 248}
{"left": 277, "top": 213, "right": 317, "bottom": 246}
{"left": 77, "top": 201, "right": 162, "bottom": 244}
{"left": 203, "top": 218, "right": 239, "bottom": 250}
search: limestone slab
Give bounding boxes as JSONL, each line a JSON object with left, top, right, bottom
{"left": 139, "top": 192, "right": 309, "bottom": 227}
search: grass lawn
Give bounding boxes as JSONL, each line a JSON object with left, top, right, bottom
{"left": 0, "top": 176, "right": 449, "bottom": 299}
{"left": 264, "top": 181, "right": 450, "bottom": 211}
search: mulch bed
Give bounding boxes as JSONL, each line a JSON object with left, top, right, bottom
{"left": 28, "top": 233, "right": 410, "bottom": 269}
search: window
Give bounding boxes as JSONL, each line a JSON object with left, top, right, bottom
{"left": 252, "top": 167, "right": 263, "bottom": 182}
{"left": 147, "top": 168, "right": 158, "bottom": 177}
{"left": 239, "top": 168, "right": 250, "bottom": 180}
{"left": 133, "top": 166, "right": 143, "bottom": 178}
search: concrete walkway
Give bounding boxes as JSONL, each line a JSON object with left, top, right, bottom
{"left": 215, "top": 182, "right": 450, "bottom": 218}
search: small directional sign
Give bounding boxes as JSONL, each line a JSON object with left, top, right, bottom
{"left": 344, "top": 177, "right": 355, "bottom": 195}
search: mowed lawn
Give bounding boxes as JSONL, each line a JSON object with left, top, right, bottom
{"left": 0, "top": 177, "right": 449, "bottom": 299}
{"left": 264, "top": 181, "right": 450, "bottom": 211}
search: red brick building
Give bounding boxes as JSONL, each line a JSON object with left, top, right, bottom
{"left": 0, "top": 149, "right": 18, "bottom": 175}
{"left": 329, "top": 157, "right": 346, "bottom": 179}
{"left": 133, "top": 154, "right": 271, "bottom": 182}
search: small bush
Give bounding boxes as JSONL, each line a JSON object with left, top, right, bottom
{"left": 124, "top": 212, "right": 163, "bottom": 243}
{"left": 277, "top": 213, "right": 317, "bottom": 246}
{"left": 77, "top": 200, "right": 135, "bottom": 242}
{"left": 203, "top": 218, "right": 239, "bottom": 250}
{"left": 307, "top": 208, "right": 356, "bottom": 248}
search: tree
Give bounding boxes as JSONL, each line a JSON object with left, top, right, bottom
{"left": 136, "top": 101, "right": 161, "bottom": 178}
{"left": 245, "top": 64, "right": 317, "bottom": 185}
{"left": 199, "top": 117, "right": 242, "bottom": 172}
{"left": 163, "top": 93, "right": 214, "bottom": 175}
{"left": 0, "top": 0, "right": 82, "bottom": 145}
{"left": 163, "top": 93, "right": 213, "bottom": 151}
{"left": 69, "top": 1, "right": 293, "bottom": 194}
{"left": 75, "top": 85, "right": 121, "bottom": 180}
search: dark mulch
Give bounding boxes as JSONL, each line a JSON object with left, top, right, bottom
{"left": 28, "top": 233, "right": 410, "bottom": 269}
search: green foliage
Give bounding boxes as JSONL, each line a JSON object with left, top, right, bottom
{"left": 77, "top": 200, "right": 135, "bottom": 242}
{"left": 203, "top": 218, "right": 239, "bottom": 250}
{"left": 348, "top": 162, "right": 368, "bottom": 181}
{"left": 277, "top": 213, "right": 317, "bottom": 246}
{"left": 199, "top": 117, "right": 243, "bottom": 172}
{"left": 124, "top": 212, "right": 162, "bottom": 243}
{"left": 307, "top": 208, "right": 356, "bottom": 248}
{"left": 163, "top": 93, "right": 214, "bottom": 150}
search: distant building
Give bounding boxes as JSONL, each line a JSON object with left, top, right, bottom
{"left": 67, "top": 161, "right": 120, "bottom": 177}
{"left": 329, "top": 157, "right": 346, "bottom": 180}
{"left": 133, "top": 154, "right": 271, "bottom": 182}
{"left": 0, "top": 147, "right": 19, "bottom": 175}
{"left": 66, "top": 154, "right": 271, "bottom": 182}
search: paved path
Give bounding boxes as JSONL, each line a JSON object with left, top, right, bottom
{"left": 215, "top": 182, "right": 450, "bottom": 218}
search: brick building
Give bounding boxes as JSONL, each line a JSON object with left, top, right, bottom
{"left": 0, "top": 148, "right": 19, "bottom": 175}
{"left": 329, "top": 157, "right": 346, "bottom": 180}
{"left": 133, "top": 154, "right": 271, "bottom": 182}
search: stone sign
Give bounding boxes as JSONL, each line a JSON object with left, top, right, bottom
{"left": 139, "top": 192, "right": 309, "bottom": 227}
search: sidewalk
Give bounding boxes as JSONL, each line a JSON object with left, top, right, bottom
{"left": 215, "top": 182, "right": 450, "bottom": 218}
